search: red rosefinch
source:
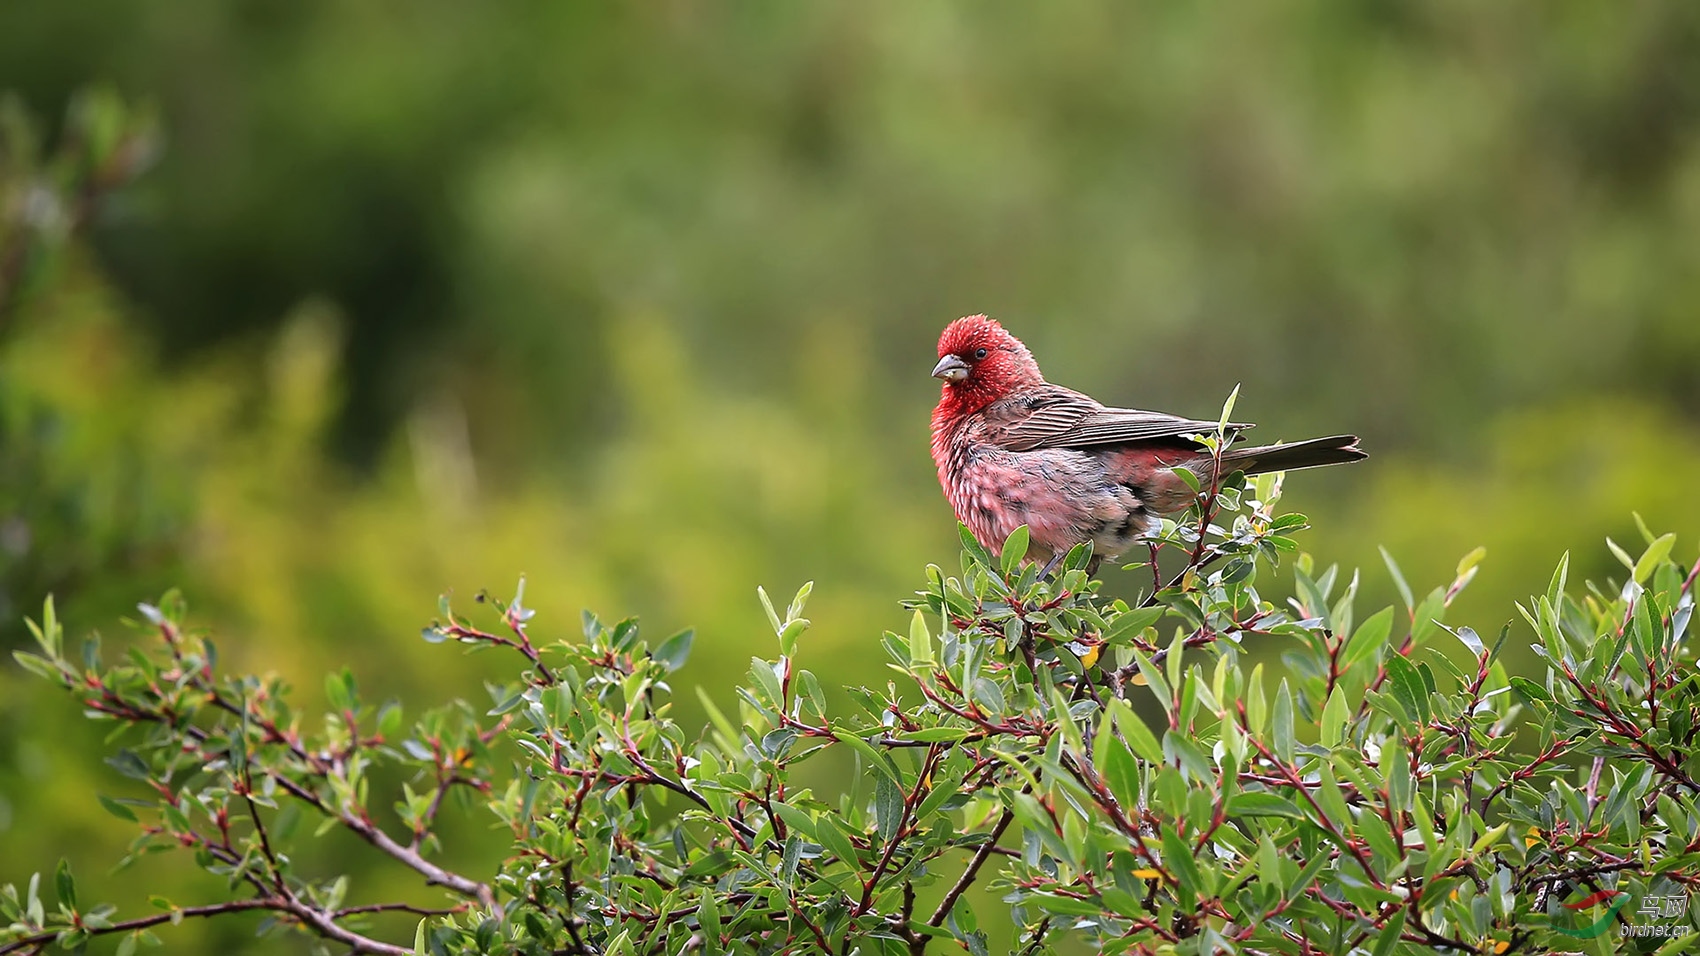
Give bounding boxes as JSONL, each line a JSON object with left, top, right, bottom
{"left": 930, "top": 315, "right": 1365, "bottom": 572}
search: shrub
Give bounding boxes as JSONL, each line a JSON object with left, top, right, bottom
{"left": 5, "top": 463, "right": 1699, "bottom": 955}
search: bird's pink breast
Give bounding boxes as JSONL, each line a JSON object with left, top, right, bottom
{"left": 932, "top": 409, "right": 1157, "bottom": 562}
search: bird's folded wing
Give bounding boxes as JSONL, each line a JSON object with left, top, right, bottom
{"left": 987, "top": 386, "right": 1252, "bottom": 452}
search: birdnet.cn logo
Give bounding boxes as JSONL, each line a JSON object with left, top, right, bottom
{"left": 1538, "top": 887, "right": 1690, "bottom": 939}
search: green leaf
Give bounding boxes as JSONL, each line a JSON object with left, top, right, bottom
{"left": 786, "top": 581, "right": 813, "bottom": 620}
{"left": 38, "top": 594, "right": 62, "bottom": 657}
{"left": 106, "top": 750, "right": 150, "bottom": 781}
{"left": 1294, "top": 565, "right": 1331, "bottom": 627}
{"left": 831, "top": 729, "right": 901, "bottom": 786}
{"left": 1357, "top": 807, "right": 1399, "bottom": 864}
{"left": 1606, "top": 536, "right": 1635, "bottom": 573}
{"left": 798, "top": 669, "right": 827, "bottom": 720}
{"left": 747, "top": 656, "right": 783, "bottom": 708}
{"left": 324, "top": 669, "right": 354, "bottom": 712}
{"left": 377, "top": 702, "right": 404, "bottom": 739}
{"left": 696, "top": 688, "right": 740, "bottom": 748}
{"left": 55, "top": 858, "right": 76, "bottom": 912}
{"left": 1314, "top": 765, "right": 1351, "bottom": 831}
{"left": 1109, "top": 698, "right": 1163, "bottom": 764}
{"left": 909, "top": 610, "right": 934, "bottom": 668}
{"left": 1127, "top": 648, "right": 1172, "bottom": 708}
{"left": 1411, "top": 587, "right": 1445, "bottom": 646}
{"left": 756, "top": 586, "right": 783, "bottom": 635}
{"left": 1339, "top": 606, "right": 1394, "bottom": 672}
{"left": 1469, "top": 822, "right": 1509, "bottom": 857}
{"left": 1228, "top": 792, "right": 1302, "bottom": 819}
{"left": 1633, "top": 593, "right": 1661, "bottom": 665}
{"left": 900, "top": 726, "right": 972, "bottom": 742}
{"left": 1047, "top": 683, "right": 1085, "bottom": 760}
{"left": 1383, "top": 653, "right": 1428, "bottom": 724}
{"left": 1031, "top": 892, "right": 1105, "bottom": 917}
{"left": 682, "top": 850, "right": 735, "bottom": 880}
{"left": 1635, "top": 533, "right": 1676, "bottom": 584}
{"left": 1371, "top": 909, "right": 1406, "bottom": 956}
{"left": 654, "top": 628, "right": 694, "bottom": 672}
{"left": 698, "top": 891, "right": 723, "bottom": 954}
{"left": 1257, "top": 833, "right": 1283, "bottom": 892}
{"left": 1445, "top": 624, "right": 1486, "bottom": 658}
{"left": 1244, "top": 664, "right": 1267, "bottom": 733}
{"left": 1000, "top": 525, "right": 1030, "bottom": 576}
{"left": 1379, "top": 547, "right": 1414, "bottom": 612}
{"left": 958, "top": 523, "right": 995, "bottom": 569}
{"left": 11, "top": 651, "right": 62, "bottom": 681}
{"left": 98, "top": 795, "right": 137, "bottom": 823}
{"left": 1507, "top": 676, "right": 1551, "bottom": 705}
{"left": 26, "top": 872, "right": 42, "bottom": 924}
{"left": 1217, "top": 384, "right": 1241, "bottom": 432}
{"left": 816, "top": 816, "right": 860, "bottom": 867}
{"left": 1385, "top": 737, "right": 1412, "bottom": 813}
{"left": 915, "top": 766, "right": 967, "bottom": 821}
{"left": 769, "top": 801, "right": 817, "bottom": 841}
{"left": 875, "top": 774, "right": 905, "bottom": 843}
{"left": 1100, "top": 735, "right": 1140, "bottom": 810}
{"left": 1634, "top": 511, "right": 1660, "bottom": 545}
{"left": 1320, "top": 684, "right": 1348, "bottom": 749}
{"left": 1161, "top": 825, "right": 1202, "bottom": 906}
{"left": 1010, "top": 792, "right": 1071, "bottom": 863}
{"left": 1104, "top": 606, "right": 1166, "bottom": 646}
{"left": 1547, "top": 551, "right": 1570, "bottom": 607}
{"left": 778, "top": 619, "right": 807, "bottom": 658}
{"left": 1413, "top": 794, "right": 1444, "bottom": 881}
{"left": 1272, "top": 680, "right": 1295, "bottom": 765}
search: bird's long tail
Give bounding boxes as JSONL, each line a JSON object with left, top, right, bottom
{"left": 1224, "top": 435, "right": 1366, "bottom": 475}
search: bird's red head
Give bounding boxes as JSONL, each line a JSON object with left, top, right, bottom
{"left": 932, "top": 315, "right": 1043, "bottom": 416}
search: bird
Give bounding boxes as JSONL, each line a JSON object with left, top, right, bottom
{"left": 929, "top": 315, "right": 1364, "bottom": 574}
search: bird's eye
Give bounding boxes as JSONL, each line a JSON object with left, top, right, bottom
{"left": 973, "top": 348, "right": 989, "bottom": 360}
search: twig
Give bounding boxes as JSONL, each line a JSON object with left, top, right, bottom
{"left": 928, "top": 807, "right": 1014, "bottom": 928}
{"left": 857, "top": 746, "right": 946, "bottom": 915}
{"left": 337, "top": 806, "right": 497, "bottom": 910}
{"left": 0, "top": 896, "right": 413, "bottom": 956}
{"left": 1017, "top": 917, "right": 1053, "bottom": 956}
{"left": 0, "top": 900, "right": 279, "bottom": 956}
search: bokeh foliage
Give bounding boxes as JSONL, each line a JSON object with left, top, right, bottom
{"left": 4, "top": 1, "right": 1700, "bottom": 952}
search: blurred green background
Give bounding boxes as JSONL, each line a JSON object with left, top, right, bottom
{"left": 3, "top": 2, "right": 1700, "bottom": 952}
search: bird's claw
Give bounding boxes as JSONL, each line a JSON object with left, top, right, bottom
{"left": 1038, "top": 551, "right": 1066, "bottom": 581}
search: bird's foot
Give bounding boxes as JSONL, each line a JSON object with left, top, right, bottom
{"left": 1038, "top": 551, "right": 1066, "bottom": 580}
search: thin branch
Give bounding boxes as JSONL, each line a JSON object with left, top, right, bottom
{"left": 0, "top": 900, "right": 279, "bottom": 956}
{"left": 283, "top": 898, "right": 415, "bottom": 955}
{"left": 333, "top": 902, "right": 466, "bottom": 919}
{"left": 857, "top": 746, "right": 946, "bottom": 915}
{"left": 337, "top": 806, "right": 497, "bottom": 910}
{"left": 139, "top": 621, "right": 500, "bottom": 910}
{"left": 0, "top": 895, "right": 413, "bottom": 956}
{"left": 928, "top": 806, "right": 1015, "bottom": 928}
{"left": 1017, "top": 917, "right": 1053, "bottom": 956}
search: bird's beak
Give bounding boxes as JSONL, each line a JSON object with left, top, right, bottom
{"left": 932, "top": 354, "right": 970, "bottom": 383}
